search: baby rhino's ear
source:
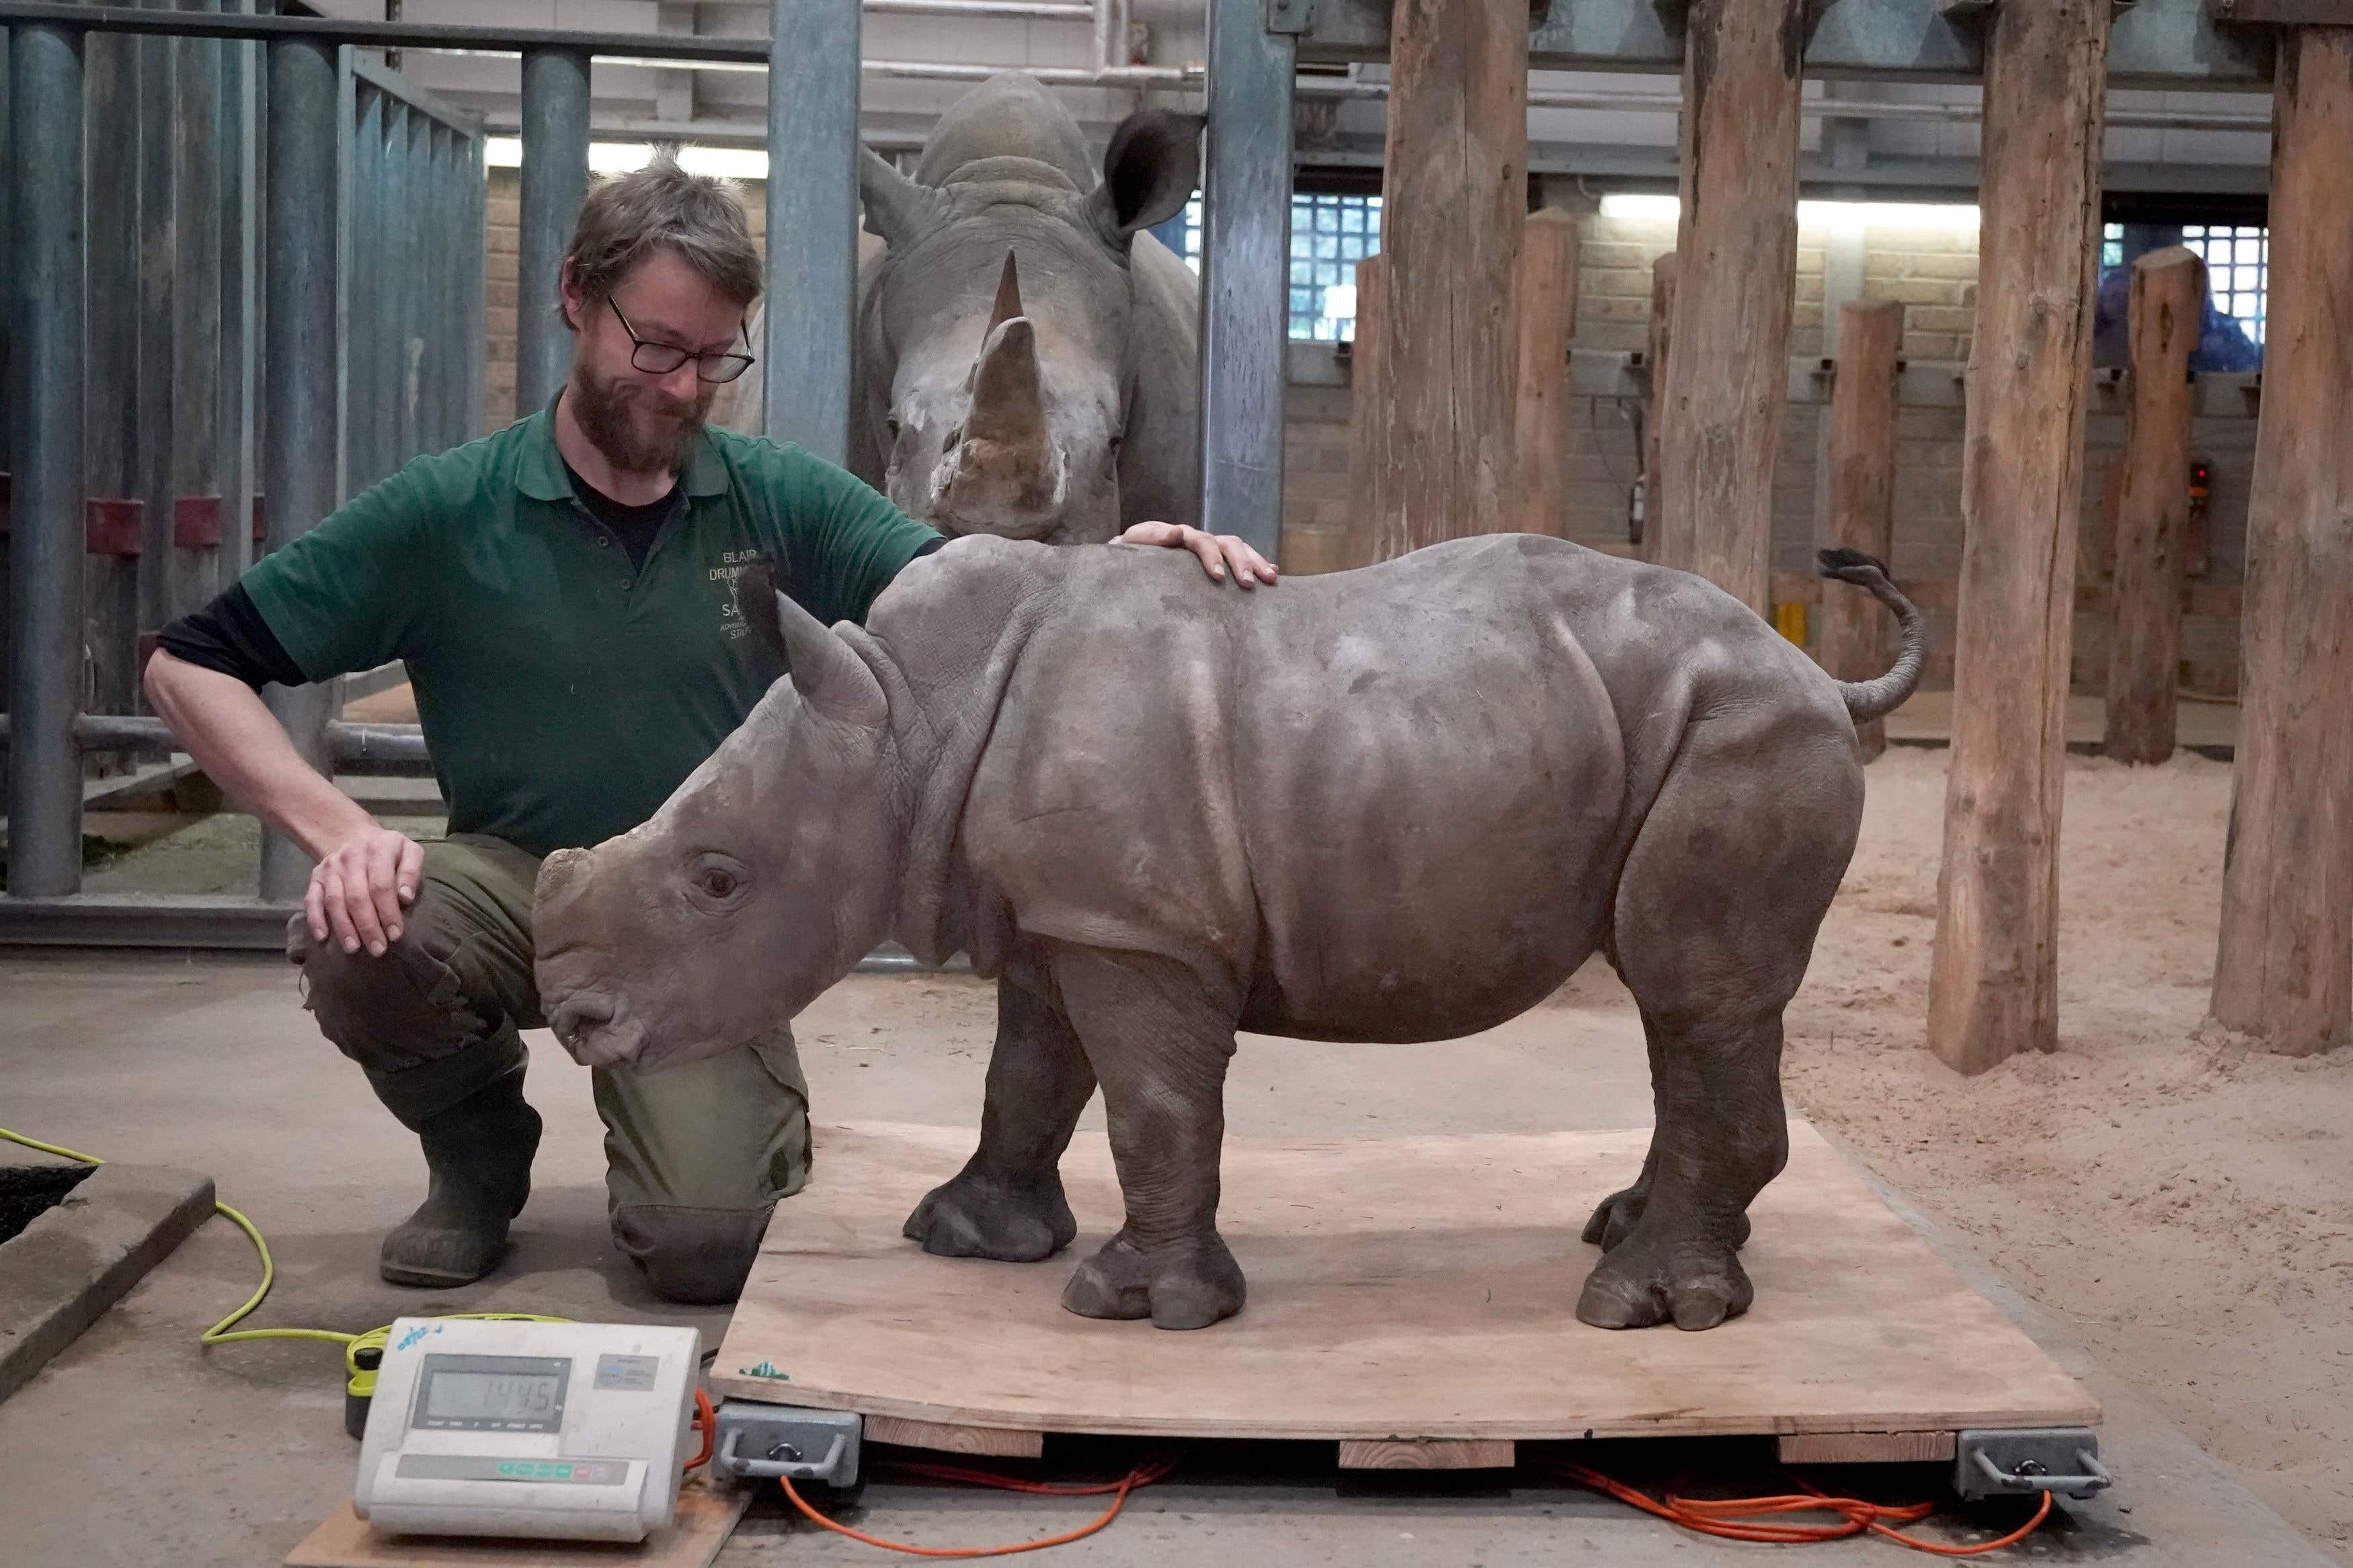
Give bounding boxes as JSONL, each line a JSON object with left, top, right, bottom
{"left": 737, "top": 561, "right": 791, "bottom": 674}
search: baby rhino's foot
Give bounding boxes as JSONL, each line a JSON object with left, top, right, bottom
{"left": 1060, "top": 1230, "right": 1246, "bottom": 1330}
{"left": 1576, "top": 1221, "right": 1754, "bottom": 1332}
{"left": 903, "top": 1169, "right": 1076, "bottom": 1262}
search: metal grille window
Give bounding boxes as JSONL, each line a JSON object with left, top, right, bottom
{"left": 1164, "top": 193, "right": 1383, "bottom": 341}
{"left": 2095, "top": 218, "right": 2267, "bottom": 371}
{"left": 2182, "top": 224, "right": 2268, "bottom": 345}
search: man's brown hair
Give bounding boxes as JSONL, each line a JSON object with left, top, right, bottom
{"left": 559, "top": 149, "right": 762, "bottom": 323}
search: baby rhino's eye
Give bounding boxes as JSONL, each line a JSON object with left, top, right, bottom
{"left": 696, "top": 866, "right": 739, "bottom": 899}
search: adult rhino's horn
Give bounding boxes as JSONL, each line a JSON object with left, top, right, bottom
{"left": 986, "top": 251, "right": 1025, "bottom": 337}
{"left": 965, "top": 316, "right": 1049, "bottom": 451}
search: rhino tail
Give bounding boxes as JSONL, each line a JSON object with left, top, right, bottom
{"left": 1815, "top": 547, "right": 1927, "bottom": 724}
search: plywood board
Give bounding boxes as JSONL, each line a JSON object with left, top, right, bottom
{"left": 1778, "top": 1431, "right": 1958, "bottom": 1465}
{"left": 284, "top": 1477, "right": 748, "bottom": 1568}
{"left": 713, "top": 1121, "right": 2098, "bottom": 1444}
{"left": 1339, "top": 1439, "right": 1517, "bottom": 1470}
{"left": 865, "top": 1415, "right": 1044, "bottom": 1457}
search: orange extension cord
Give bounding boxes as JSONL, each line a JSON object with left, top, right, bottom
{"left": 1541, "top": 1460, "right": 2055, "bottom": 1556}
{"left": 686, "top": 1397, "right": 2055, "bottom": 1559}
{"left": 779, "top": 1454, "right": 1181, "bottom": 1559}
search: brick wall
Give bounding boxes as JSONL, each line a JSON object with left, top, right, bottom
{"left": 1275, "top": 206, "right": 2255, "bottom": 698}
{"left": 475, "top": 190, "right": 2250, "bottom": 697}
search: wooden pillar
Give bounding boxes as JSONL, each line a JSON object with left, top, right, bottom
{"left": 1513, "top": 208, "right": 1581, "bottom": 538}
{"left": 1819, "top": 299, "right": 1903, "bottom": 761}
{"left": 1371, "top": 0, "right": 1527, "bottom": 559}
{"left": 1650, "top": 0, "right": 1822, "bottom": 614}
{"left": 1345, "top": 251, "right": 1388, "bottom": 571}
{"left": 1925, "top": 0, "right": 2111, "bottom": 1077}
{"left": 2212, "top": 25, "right": 2353, "bottom": 1057}
{"left": 1640, "top": 251, "right": 1677, "bottom": 563}
{"left": 2103, "top": 246, "right": 2204, "bottom": 766}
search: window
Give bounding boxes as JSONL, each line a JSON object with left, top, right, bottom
{"left": 2093, "top": 218, "right": 2266, "bottom": 372}
{"left": 1159, "top": 192, "right": 1384, "bottom": 342}
{"left": 2183, "top": 224, "right": 2268, "bottom": 346}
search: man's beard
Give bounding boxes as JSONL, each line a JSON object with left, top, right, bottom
{"left": 569, "top": 363, "right": 715, "bottom": 477}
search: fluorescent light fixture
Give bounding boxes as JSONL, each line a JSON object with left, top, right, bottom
{"left": 1598, "top": 193, "right": 1981, "bottom": 231}
{"left": 1596, "top": 193, "right": 1681, "bottom": 221}
{"left": 483, "top": 138, "right": 770, "bottom": 181}
{"left": 1799, "top": 200, "right": 1980, "bottom": 231}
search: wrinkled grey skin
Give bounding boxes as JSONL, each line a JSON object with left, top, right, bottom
{"left": 536, "top": 537, "right": 1926, "bottom": 1333}
{"left": 715, "top": 73, "right": 1203, "bottom": 544}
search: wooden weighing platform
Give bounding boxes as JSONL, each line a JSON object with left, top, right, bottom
{"left": 713, "top": 1119, "right": 2098, "bottom": 1470}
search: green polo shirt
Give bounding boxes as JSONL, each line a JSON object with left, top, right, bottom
{"left": 241, "top": 409, "right": 941, "bottom": 857}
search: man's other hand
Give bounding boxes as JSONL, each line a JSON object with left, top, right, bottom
{"left": 1118, "top": 521, "right": 1279, "bottom": 588}
{"left": 307, "top": 825, "right": 426, "bottom": 957}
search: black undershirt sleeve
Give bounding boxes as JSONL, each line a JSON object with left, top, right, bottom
{"left": 156, "top": 582, "right": 311, "bottom": 692}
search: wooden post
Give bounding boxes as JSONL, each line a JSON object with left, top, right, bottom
{"left": 1371, "top": 0, "right": 1527, "bottom": 559}
{"left": 1345, "top": 251, "right": 1389, "bottom": 571}
{"left": 1640, "top": 251, "right": 1678, "bottom": 563}
{"left": 1650, "top": 0, "right": 1823, "bottom": 614}
{"left": 1925, "top": 0, "right": 2112, "bottom": 1077}
{"left": 1513, "top": 208, "right": 1581, "bottom": 538}
{"left": 2104, "top": 247, "right": 2205, "bottom": 766}
{"left": 1819, "top": 299, "right": 1904, "bottom": 761}
{"left": 2212, "top": 24, "right": 2353, "bottom": 1057}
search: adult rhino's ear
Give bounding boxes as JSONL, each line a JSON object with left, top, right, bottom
{"left": 1086, "top": 110, "right": 1203, "bottom": 250}
{"left": 772, "top": 588, "right": 889, "bottom": 731}
{"left": 860, "top": 147, "right": 944, "bottom": 249}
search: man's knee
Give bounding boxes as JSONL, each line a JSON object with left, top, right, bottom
{"left": 612, "top": 1204, "right": 773, "bottom": 1305}
{"left": 288, "top": 910, "right": 490, "bottom": 1073}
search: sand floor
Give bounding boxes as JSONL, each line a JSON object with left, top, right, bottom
{"left": 1780, "top": 747, "right": 2353, "bottom": 1561}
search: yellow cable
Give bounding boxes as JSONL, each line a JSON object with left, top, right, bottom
{"left": 0, "top": 1126, "right": 567, "bottom": 1397}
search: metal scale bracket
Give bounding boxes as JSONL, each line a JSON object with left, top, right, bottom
{"left": 710, "top": 1401, "right": 864, "bottom": 1491}
{"left": 1954, "top": 1428, "right": 2111, "bottom": 1501}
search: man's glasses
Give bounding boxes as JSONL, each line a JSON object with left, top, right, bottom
{"left": 608, "top": 298, "right": 756, "bottom": 384}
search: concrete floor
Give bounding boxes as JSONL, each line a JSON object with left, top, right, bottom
{"left": 0, "top": 952, "right": 2329, "bottom": 1567}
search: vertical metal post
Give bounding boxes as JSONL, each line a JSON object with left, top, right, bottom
{"left": 426, "top": 122, "right": 450, "bottom": 452}
{"left": 260, "top": 36, "right": 340, "bottom": 903}
{"left": 6, "top": 18, "right": 87, "bottom": 897}
{"left": 219, "top": 0, "right": 260, "bottom": 581}
{"left": 762, "top": 0, "right": 860, "bottom": 462}
{"left": 404, "top": 104, "right": 430, "bottom": 464}
{"left": 173, "top": 0, "right": 225, "bottom": 611}
{"left": 1198, "top": 0, "right": 1293, "bottom": 561}
{"left": 336, "top": 56, "right": 361, "bottom": 495}
{"left": 83, "top": 17, "right": 143, "bottom": 728}
{"left": 134, "top": 0, "right": 177, "bottom": 634}
{"left": 464, "top": 127, "right": 486, "bottom": 440}
{"left": 515, "top": 47, "right": 589, "bottom": 416}
{"left": 382, "top": 97, "right": 413, "bottom": 475}
{"left": 0, "top": 24, "right": 11, "bottom": 704}
{"left": 365, "top": 91, "right": 397, "bottom": 488}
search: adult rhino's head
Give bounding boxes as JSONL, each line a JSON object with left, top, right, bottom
{"left": 534, "top": 575, "right": 902, "bottom": 1071}
{"left": 858, "top": 75, "right": 1201, "bottom": 544}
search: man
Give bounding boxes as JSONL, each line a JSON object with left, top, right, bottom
{"left": 146, "top": 155, "right": 1275, "bottom": 1305}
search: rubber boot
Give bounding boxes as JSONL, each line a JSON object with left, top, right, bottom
{"left": 378, "top": 1059, "right": 542, "bottom": 1288}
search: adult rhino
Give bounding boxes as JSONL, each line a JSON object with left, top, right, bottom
{"left": 534, "top": 538, "right": 1925, "bottom": 1333}
{"left": 715, "top": 73, "right": 1203, "bottom": 544}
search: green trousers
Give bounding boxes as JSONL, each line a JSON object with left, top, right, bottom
{"left": 290, "top": 833, "right": 809, "bottom": 1298}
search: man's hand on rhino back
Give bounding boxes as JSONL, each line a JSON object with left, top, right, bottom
{"left": 307, "top": 824, "right": 425, "bottom": 957}
{"left": 1119, "top": 522, "right": 1278, "bottom": 588}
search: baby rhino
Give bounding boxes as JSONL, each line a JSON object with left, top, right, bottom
{"left": 534, "top": 535, "right": 1924, "bottom": 1333}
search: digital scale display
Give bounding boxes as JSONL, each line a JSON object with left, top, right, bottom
{"left": 410, "top": 1354, "right": 571, "bottom": 1434}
